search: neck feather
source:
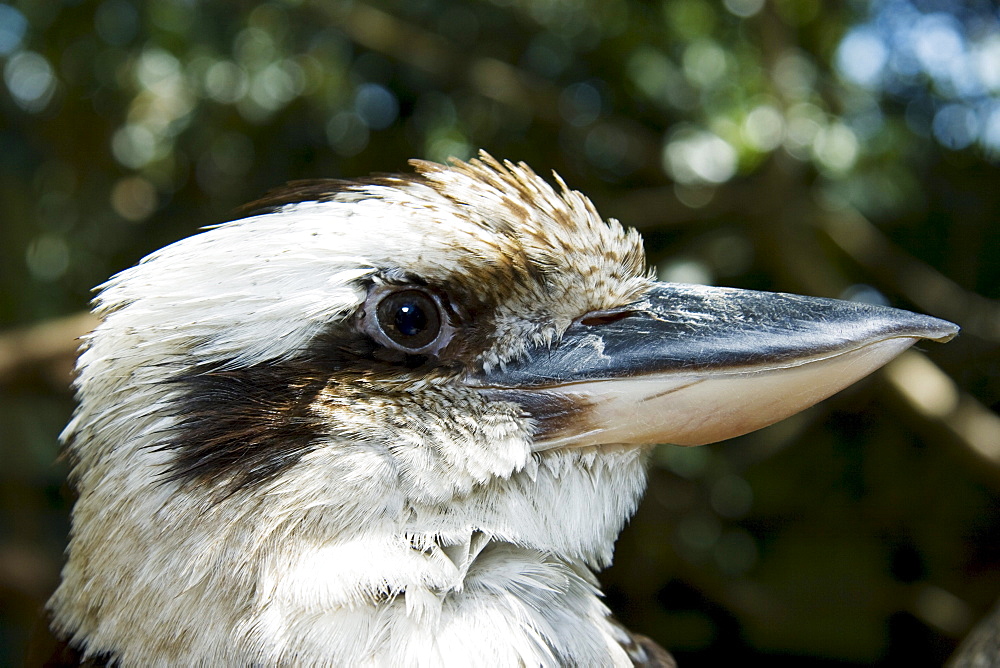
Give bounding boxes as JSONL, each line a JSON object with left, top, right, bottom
{"left": 51, "top": 525, "right": 635, "bottom": 666}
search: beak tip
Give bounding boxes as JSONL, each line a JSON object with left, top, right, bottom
{"left": 929, "top": 321, "right": 960, "bottom": 343}
{"left": 888, "top": 311, "right": 959, "bottom": 343}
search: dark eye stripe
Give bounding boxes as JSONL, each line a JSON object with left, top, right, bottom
{"left": 160, "top": 363, "right": 328, "bottom": 494}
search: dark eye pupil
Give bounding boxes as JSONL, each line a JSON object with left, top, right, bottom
{"left": 394, "top": 302, "right": 427, "bottom": 337}
{"left": 374, "top": 289, "right": 443, "bottom": 351}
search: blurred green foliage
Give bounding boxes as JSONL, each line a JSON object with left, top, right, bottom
{"left": 2, "top": 0, "right": 999, "bottom": 665}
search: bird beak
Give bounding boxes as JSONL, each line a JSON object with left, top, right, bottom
{"left": 471, "top": 283, "right": 958, "bottom": 451}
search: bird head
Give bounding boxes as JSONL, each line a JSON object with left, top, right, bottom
{"left": 49, "top": 153, "right": 957, "bottom": 664}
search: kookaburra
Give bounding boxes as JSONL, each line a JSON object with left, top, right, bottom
{"left": 46, "top": 153, "right": 957, "bottom": 666}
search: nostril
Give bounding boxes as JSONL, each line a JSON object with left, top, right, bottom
{"left": 578, "top": 309, "right": 640, "bottom": 327}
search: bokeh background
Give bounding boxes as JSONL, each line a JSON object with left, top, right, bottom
{"left": 2, "top": 0, "right": 999, "bottom": 665}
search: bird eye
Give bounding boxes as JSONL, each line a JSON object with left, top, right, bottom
{"left": 372, "top": 289, "right": 445, "bottom": 352}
